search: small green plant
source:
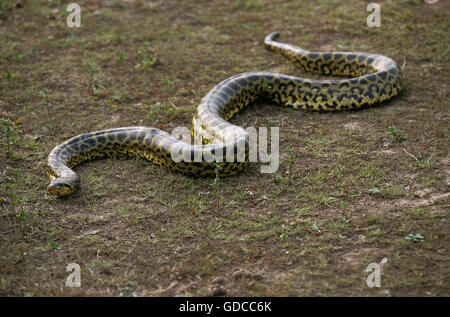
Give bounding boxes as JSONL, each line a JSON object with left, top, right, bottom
{"left": 137, "top": 42, "right": 158, "bottom": 70}
{"left": 16, "top": 209, "right": 29, "bottom": 220}
{"left": 220, "top": 195, "right": 226, "bottom": 205}
{"left": 39, "top": 87, "right": 49, "bottom": 101}
{"left": 405, "top": 233, "right": 424, "bottom": 242}
{"left": 369, "top": 187, "right": 381, "bottom": 195}
{"left": 287, "top": 153, "right": 296, "bottom": 163}
{"left": 39, "top": 87, "right": 52, "bottom": 117}
{"left": 340, "top": 201, "right": 348, "bottom": 210}
{"left": 212, "top": 161, "right": 222, "bottom": 185}
{"left": 116, "top": 49, "right": 126, "bottom": 61}
{"left": 85, "top": 62, "right": 104, "bottom": 95}
{"left": 6, "top": 183, "right": 24, "bottom": 206}
{"left": 388, "top": 125, "right": 406, "bottom": 141}
{"left": 48, "top": 240, "right": 62, "bottom": 250}
{"left": 2, "top": 71, "right": 16, "bottom": 80}
{"left": 274, "top": 174, "right": 283, "bottom": 182}
{"left": 142, "top": 55, "right": 157, "bottom": 69}
{"left": 0, "top": 1, "right": 13, "bottom": 10}
{"left": 87, "top": 61, "right": 96, "bottom": 77}
{"left": 295, "top": 206, "right": 313, "bottom": 216}
{"left": 1, "top": 118, "right": 18, "bottom": 159}
{"left": 311, "top": 221, "right": 321, "bottom": 233}
{"left": 163, "top": 79, "right": 173, "bottom": 89}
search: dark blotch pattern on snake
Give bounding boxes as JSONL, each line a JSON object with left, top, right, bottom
{"left": 47, "top": 32, "right": 401, "bottom": 196}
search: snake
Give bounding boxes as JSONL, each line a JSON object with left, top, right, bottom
{"left": 46, "top": 32, "right": 401, "bottom": 197}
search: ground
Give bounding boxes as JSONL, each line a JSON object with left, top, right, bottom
{"left": 0, "top": 0, "right": 448, "bottom": 296}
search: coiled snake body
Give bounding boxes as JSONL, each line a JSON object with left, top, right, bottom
{"left": 47, "top": 33, "right": 401, "bottom": 196}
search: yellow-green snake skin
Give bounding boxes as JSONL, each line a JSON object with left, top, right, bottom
{"left": 47, "top": 32, "right": 401, "bottom": 196}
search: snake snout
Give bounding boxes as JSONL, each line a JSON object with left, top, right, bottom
{"left": 47, "top": 177, "right": 78, "bottom": 197}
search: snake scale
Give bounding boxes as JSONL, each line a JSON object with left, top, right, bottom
{"left": 47, "top": 32, "right": 401, "bottom": 196}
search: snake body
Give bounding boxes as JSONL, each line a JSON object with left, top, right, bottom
{"left": 47, "top": 33, "right": 401, "bottom": 196}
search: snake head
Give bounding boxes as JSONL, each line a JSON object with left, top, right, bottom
{"left": 47, "top": 176, "right": 79, "bottom": 197}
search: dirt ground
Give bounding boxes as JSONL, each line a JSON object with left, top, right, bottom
{"left": 0, "top": 0, "right": 448, "bottom": 296}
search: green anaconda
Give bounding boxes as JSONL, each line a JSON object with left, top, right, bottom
{"left": 47, "top": 32, "right": 401, "bottom": 196}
